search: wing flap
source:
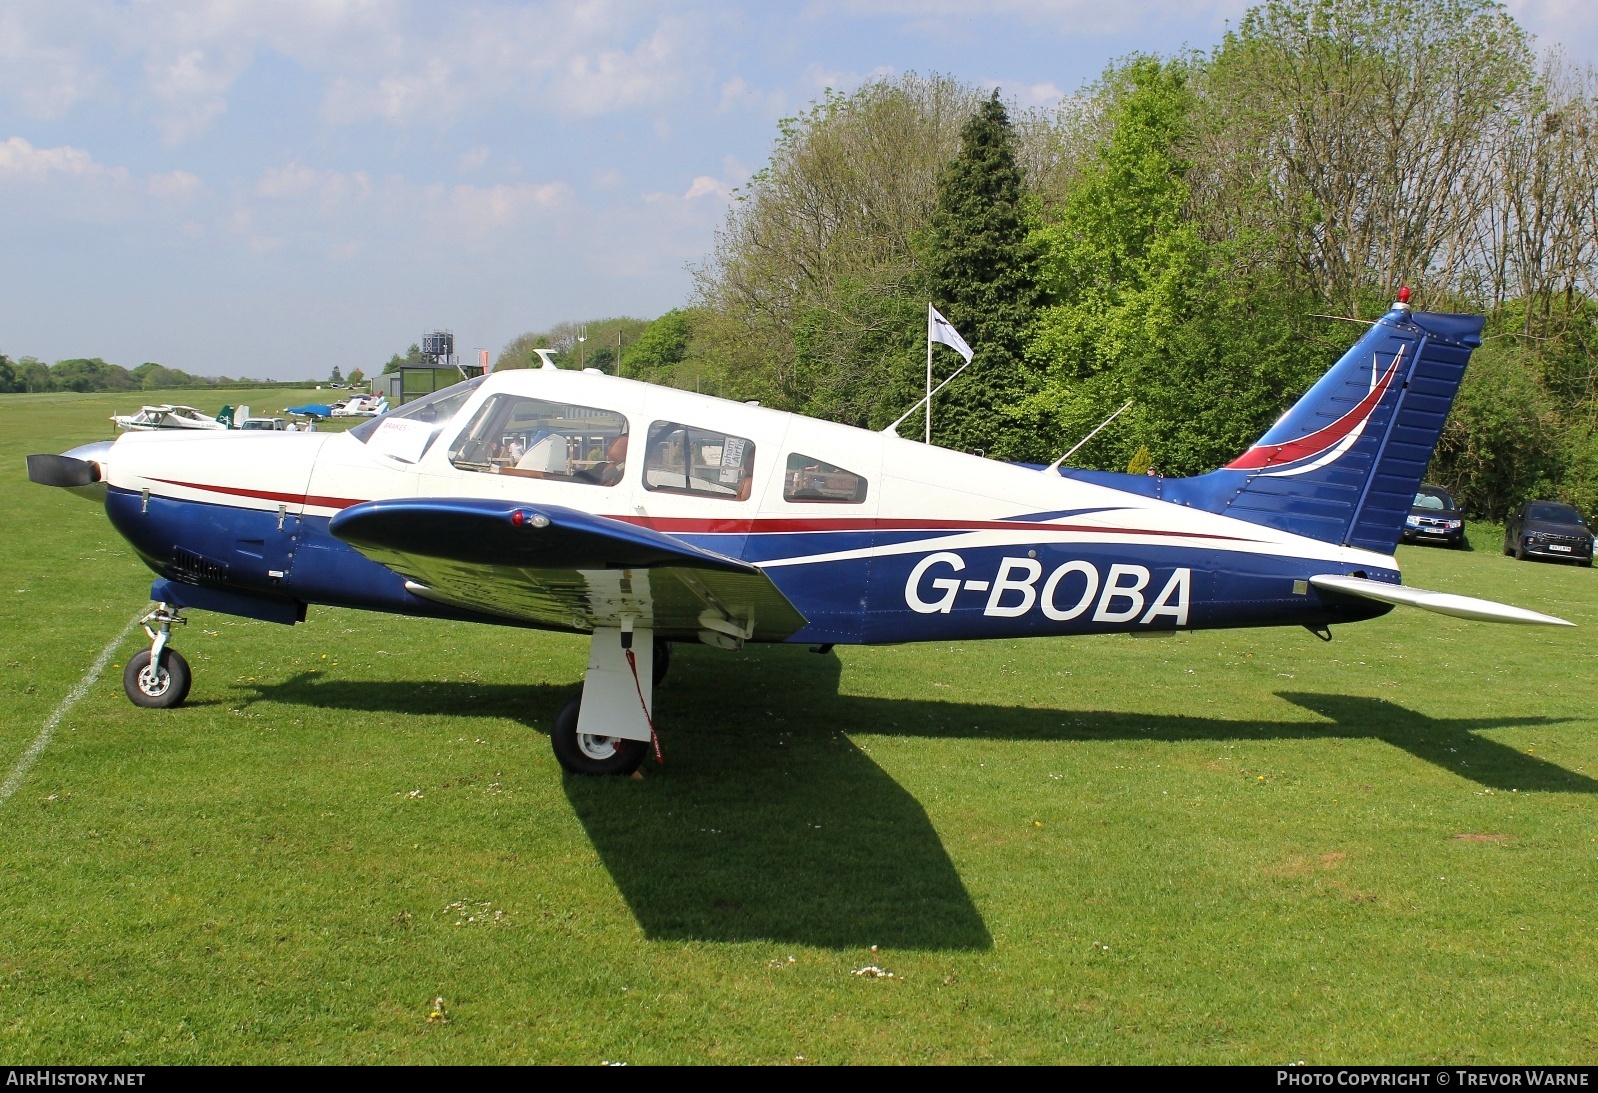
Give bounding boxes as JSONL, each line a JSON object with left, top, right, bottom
{"left": 1310, "top": 574, "right": 1573, "bottom": 627}
{"left": 330, "top": 498, "right": 807, "bottom": 640}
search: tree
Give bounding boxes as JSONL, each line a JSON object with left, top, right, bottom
{"left": 330, "top": 366, "right": 344, "bottom": 384}
{"left": 18, "top": 357, "right": 51, "bottom": 393}
{"left": 1198, "top": 0, "right": 1534, "bottom": 315}
{"left": 1431, "top": 341, "right": 1561, "bottom": 518}
{"left": 694, "top": 73, "right": 983, "bottom": 421}
{"left": 132, "top": 362, "right": 197, "bottom": 389}
{"left": 383, "top": 344, "right": 426, "bottom": 374}
{"left": 0, "top": 354, "right": 18, "bottom": 394}
{"left": 495, "top": 317, "right": 650, "bottom": 371}
{"left": 348, "top": 367, "right": 366, "bottom": 388}
{"left": 620, "top": 310, "right": 693, "bottom": 382}
{"left": 49, "top": 358, "right": 138, "bottom": 392}
{"left": 1023, "top": 57, "right": 1330, "bottom": 475}
{"left": 921, "top": 90, "right": 1042, "bottom": 455}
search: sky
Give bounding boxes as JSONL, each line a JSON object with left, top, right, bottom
{"left": 1, "top": 1, "right": 1593, "bottom": 380}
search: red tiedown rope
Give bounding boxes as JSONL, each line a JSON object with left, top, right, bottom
{"left": 623, "top": 647, "right": 663, "bottom": 765}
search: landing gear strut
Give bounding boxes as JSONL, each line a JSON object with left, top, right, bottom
{"left": 550, "top": 623, "right": 658, "bottom": 776}
{"left": 124, "top": 603, "right": 191, "bottom": 709}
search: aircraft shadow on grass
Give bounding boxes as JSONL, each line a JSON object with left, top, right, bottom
{"left": 250, "top": 644, "right": 1589, "bottom": 952}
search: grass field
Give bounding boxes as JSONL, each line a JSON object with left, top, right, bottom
{"left": 2, "top": 389, "right": 1596, "bottom": 1064}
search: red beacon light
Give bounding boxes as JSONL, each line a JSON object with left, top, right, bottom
{"left": 1396, "top": 286, "right": 1412, "bottom": 306}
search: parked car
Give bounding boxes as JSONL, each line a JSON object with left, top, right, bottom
{"left": 1503, "top": 500, "right": 1594, "bottom": 566}
{"left": 237, "top": 416, "right": 287, "bottom": 431}
{"left": 1401, "top": 484, "right": 1465, "bottom": 548}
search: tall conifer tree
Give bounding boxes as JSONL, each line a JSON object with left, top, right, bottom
{"left": 923, "top": 90, "right": 1040, "bottom": 454}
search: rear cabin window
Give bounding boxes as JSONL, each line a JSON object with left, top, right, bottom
{"left": 783, "top": 453, "right": 868, "bottom": 504}
{"left": 448, "top": 395, "right": 629, "bottom": 486}
{"left": 643, "top": 421, "right": 757, "bottom": 500}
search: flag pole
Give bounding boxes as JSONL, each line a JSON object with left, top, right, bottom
{"left": 925, "top": 303, "right": 934, "bottom": 445}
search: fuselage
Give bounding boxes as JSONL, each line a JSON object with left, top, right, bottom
{"left": 93, "top": 367, "right": 1396, "bottom": 645}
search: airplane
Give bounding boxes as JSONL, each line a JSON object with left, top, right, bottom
{"left": 26, "top": 292, "right": 1573, "bottom": 776}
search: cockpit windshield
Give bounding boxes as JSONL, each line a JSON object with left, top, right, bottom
{"left": 349, "top": 377, "right": 486, "bottom": 464}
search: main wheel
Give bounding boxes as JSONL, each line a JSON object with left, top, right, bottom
{"left": 653, "top": 638, "right": 671, "bottom": 687}
{"left": 550, "top": 694, "right": 647, "bottom": 776}
{"left": 123, "top": 648, "right": 191, "bottom": 709}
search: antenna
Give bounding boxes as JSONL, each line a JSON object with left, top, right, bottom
{"left": 881, "top": 358, "right": 974, "bottom": 438}
{"left": 1044, "top": 399, "right": 1134, "bottom": 473}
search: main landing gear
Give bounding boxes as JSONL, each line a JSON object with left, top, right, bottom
{"left": 124, "top": 603, "right": 191, "bottom": 709}
{"left": 550, "top": 631, "right": 669, "bottom": 777}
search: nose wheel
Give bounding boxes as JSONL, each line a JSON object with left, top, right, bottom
{"left": 124, "top": 604, "right": 191, "bottom": 709}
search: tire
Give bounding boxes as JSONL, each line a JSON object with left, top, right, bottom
{"left": 1514, "top": 540, "right": 1527, "bottom": 561}
{"left": 652, "top": 638, "right": 671, "bottom": 687}
{"left": 550, "top": 694, "right": 646, "bottom": 776}
{"left": 123, "top": 647, "right": 191, "bottom": 709}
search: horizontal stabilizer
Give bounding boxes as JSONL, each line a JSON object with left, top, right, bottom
{"left": 1309, "top": 574, "right": 1573, "bottom": 627}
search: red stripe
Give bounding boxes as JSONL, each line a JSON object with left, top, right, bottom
{"left": 149, "top": 478, "right": 366, "bottom": 510}
{"left": 149, "top": 482, "right": 1255, "bottom": 543}
{"left": 612, "top": 514, "right": 1253, "bottom": 543}
{"left": 1224, "top": 350, "right": 1403, "bottom": 471}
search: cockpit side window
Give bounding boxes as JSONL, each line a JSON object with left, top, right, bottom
{"left": 447, "top": 395, "right": 629, "bottom": 486}
{"left": 783, "top": 453, "right": 868, "bottom": 503}
{"left": 643, "top": 421, "right": 757, "bottom": 501}
{"left": 350, "top": 376, "right": 485, "bottom": 464}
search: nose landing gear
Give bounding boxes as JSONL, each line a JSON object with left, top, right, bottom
{"left": 124, "top": 604, "right": 191, "bottom": 708}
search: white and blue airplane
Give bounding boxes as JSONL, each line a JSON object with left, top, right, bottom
{"left": 27, "top": 294, "right": 1571, "bottom": 775}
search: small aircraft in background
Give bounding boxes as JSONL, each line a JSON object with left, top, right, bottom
{"left": 30, "top": 293, "right": 1571, "bottom": 776}
{"left": 111, "top": 404, "right": 230, "bottom": 433}
{"left": 331, "top": 394, "right": 389, "bottom": 418}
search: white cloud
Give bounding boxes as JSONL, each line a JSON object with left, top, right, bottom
{"left": 256, "top": 162, "right": 374, "bottom": 210}
{"left": 0, "top": 3, "right": 108, "bottom": 119}
{"left": 683, "top": 175, "right": 728, "bottom": 200}
{"left": 441, "top": 180, "right": 571, "bottom": 240}
{"left": 984, "top": 79, "right": 1066, "bottom": 107}
{"left": 0, "top": 135, "right": 115, "bottom": 179}
{"left": 0, "top": 1, "right": 712, "bottom": 145}
{"left": 718, "top": 74, "right": 788, "bottom": 116}
{"left": 457, "top": 146, "right": 491, "bottom": 173}
{"left": 317, "top": 4, "right": 705, "bottom": 126}
{"left": 239, "top": 159, "right": 572, "bottom": 256}
{"left": 147, "top": 169, "right": 204, "bottom": 197}
{"left": 800, "top": 0, "right": 1247, "bottom": 36}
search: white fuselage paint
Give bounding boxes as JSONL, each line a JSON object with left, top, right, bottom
{"left": 88, "top": 368, "right": 1402, "bottom": 635}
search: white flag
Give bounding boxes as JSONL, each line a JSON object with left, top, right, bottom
{"left": 928, "top": 304, "right": 974, "bottom": 363}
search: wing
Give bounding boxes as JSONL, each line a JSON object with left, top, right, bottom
{"left": 329, "top": 497, "right": 808, "bottom": 641}
{"left": 1309, "top": 574, "right": 1573, "bottom": 626}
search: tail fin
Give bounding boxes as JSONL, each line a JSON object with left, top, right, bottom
{"left": 1166, "top": 303, "right": 1483, "bottom": 553}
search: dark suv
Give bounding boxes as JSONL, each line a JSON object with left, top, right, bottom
{"left": 1402, "top": 485, "right": 1465, "bottom": 548}
{"left": 1503, "top": 500, "right": 1594, "bottom": 566}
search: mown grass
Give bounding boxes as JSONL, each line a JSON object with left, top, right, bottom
{"left": 1, "top": 390, "right": 1596, "bottom": 1064}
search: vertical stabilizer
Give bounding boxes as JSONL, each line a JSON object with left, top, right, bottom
{"left": 1158, "top": 303, "right": 1484, "bottom": 553}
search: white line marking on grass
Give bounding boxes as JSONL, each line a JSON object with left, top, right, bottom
{"left": 0, "top": 609, "right": 147, "bottom": 809}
